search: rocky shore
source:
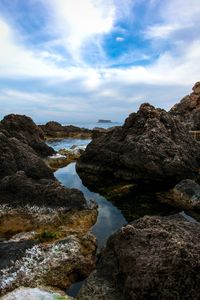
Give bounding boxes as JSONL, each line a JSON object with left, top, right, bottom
{"left": 1, "top": 82, "right": 200, "bottom": 300}
{"left": 78, "top": 215, "right": 200, "bottom": 300}
{"left": 39, "top": 121, "right": 92, "bottom": 139}
{"left": 76, "top": 102, "right": 200, "bottom": 193}
{"left": 0, "top": 114, "right": 98, "bottom": 297}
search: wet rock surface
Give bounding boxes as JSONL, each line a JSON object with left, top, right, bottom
{"left": 39, "top": 121, "right": 92, "bottom": 139}
{"left": 170, "top": 82, "right": 200, "bottom": 130}
{"left": 46, "top": 148, "right": 84, "bottom": 171}
{"left": 78, "top": 215, "right": 200, "bottom": 300}
{"left": 77, "top": 103, "right": 200, "bottom": 190}
{"left": 172, "top": 179, "right": 200, "bottom": 210}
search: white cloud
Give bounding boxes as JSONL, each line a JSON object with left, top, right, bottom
{"left": 46, "top": 0, "right": 115, "bottom": 63}
{"left": 0, "top": 18, "right": 69, "bottom": 79}
{"left": 116, "top": 36, "right": 124, "bottom": 42}
{"left": 145, "top": 0, "right": 200, "bottom": 40}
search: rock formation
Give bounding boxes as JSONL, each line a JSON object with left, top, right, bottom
{"left": 0, "top": 114, "right": 88, "bottom": 209}
{"left": 1, "top": 114, "right": 54, "bottom": 157}
{"left": 78, "top": 215, "right": 200, "bottom": 300}
{"left": 170, "top": 82, "right": 200, "bottom": 130}
{"left": 0, "top": 114, "right": 98, "bottom": 297}
{"left": 39, "top": 121, "right": 91, "bottom": 139}
{"left": 77, "top": 103, "right": 200, "bottom": 190}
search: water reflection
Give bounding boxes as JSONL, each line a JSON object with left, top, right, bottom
{"left": 54, "top": 163, "right": 127, "bottom": 249}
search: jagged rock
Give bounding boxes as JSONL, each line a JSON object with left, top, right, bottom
{"left": 170, "top": 82, "right": 200, "bottom": 130}
{"left": 0, "top": 114, "right": 89, "bottom": 210}
{"left": 77, "top": 103, "right": 200, "bottom": 190}
{"left": 39, "top": 121, "right": 91, "bottom": 139}
{"left": 0, "top": 171, "right": 87, "bottom": 209}
{"left": 1, "top": 114, "right": 54, "bottom": 157}
{"left": 92, "top": 127, "right": 118, "bottom": 139}
{"left": 0, "top": 133, "right": 53, "bottom": 180}
{"left": 78, "top": 215, "right": 200, "bottom": 300}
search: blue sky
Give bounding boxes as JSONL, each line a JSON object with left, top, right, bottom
{"left": 0, "top": 0, "right": 199, "bottom": 123}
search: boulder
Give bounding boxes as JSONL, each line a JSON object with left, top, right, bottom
{"left": 0, "top": 114, "right": 89, "bottom": 210}
{"left": 0, "top": 171, "right": 87, "bottom": 209}
{"left": 39, "top": 121, "right": 91, "bottom": 139}
{"left": 0, "top": 234, "right": 96, "bottom": 296}
{"left": 77, "top": 103, "right": 200, "bottom": 189}
{"left": 78, "top": 215, "right": 200, "bottom": 300}
{"left": 1, "top": 114, "right": 54, "bottom": 157}
{"left": 170, "top": 82, "right": 200, "bottom": 130}
{"left": 0, "top": 132, "right": 53, "bottom": 180}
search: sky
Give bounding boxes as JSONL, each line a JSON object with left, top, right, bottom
{"left": 0, "top": 0, "right": 199, "bottom": 123}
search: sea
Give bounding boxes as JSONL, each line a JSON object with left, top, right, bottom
{"left": 46, "top": 121, "right": 122, "bottom": 151}
{"left": 62, "top": 121, "right": 122, "bottom": 129}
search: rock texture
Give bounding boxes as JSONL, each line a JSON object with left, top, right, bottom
{"left": 39, "top": 121, "right": 91, "bottom": 139}
{"left": 1, "top": 114, "right": 54, "bottom": 157}
{"left": 0, "top": 114, "right": 88, "bottom": 210}
{"left": 0, "top": 233, "right": 96, "bottom": 296}
{"left": 170, "top": 82, "right": 200, "bottom": 130}
{"left": 0, "top": 114, "right": 98, "bottom": 297}
{"left": 78, "top": 215, "right": 200, "bottom": 300}
{"left": 77, "top": 103, "right": 200, "bottom": 189}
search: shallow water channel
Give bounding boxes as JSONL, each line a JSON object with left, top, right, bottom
{"left": 50, "top": 138, "right": 196, "bottom": 297}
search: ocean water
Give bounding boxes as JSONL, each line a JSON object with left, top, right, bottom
{"left": 46, "top": 138, "right": 91, "bottom": 151}
{"left": 62, "top": 121, "right": 122, "bottom": 129}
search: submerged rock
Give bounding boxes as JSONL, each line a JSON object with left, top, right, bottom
{"left": 46, "top": 148, "right": 84, "bottom": 171}
{"left": 78, "top": 215, "right": 200, "bottom": 300}
{"left": 77, "top": 103, "right": 200, "bottom": 190}
{"left": 39, "top": 121, "right": 91, "bottom": 139}
{"left": 170, "top": 82, "right": 200, "bottom": 130}
{"left": 172, "top": 179, "right": 200, "bottom": 210}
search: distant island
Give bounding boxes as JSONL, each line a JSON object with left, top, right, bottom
{"left": 98, "top": 119, "right": 112, "bottom": 123}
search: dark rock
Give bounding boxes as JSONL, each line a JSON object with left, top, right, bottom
{"left": 0, "top": 240, "right": 37, "bottom": 270}
{"left": 77, "top": 103, "right": 200, "bottom": 189}
{"left": 92, "top": 127, "right": 119, "bottom": 139}
{"left": 0, "top": 171, "right": 87, "bottom": 209}
{"left": 0, "top": 114, "right": 88, "bottom": 210}
{"left": 170, "top": 82, "right": 200, "bottom": 130}
{"left": 1, "top": 114, "right": 54, "bottom": 157}
{"left": 39, "top": 121, "right": 91, "bottom": 139}
{"left": 0, "top": 133, "right": 53, "bottom": 180}
{"left": 78, "top": 215, "right": 200, "bottom": 300}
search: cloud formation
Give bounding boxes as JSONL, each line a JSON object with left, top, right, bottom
{"left": 0, "top": 0, "right": 199, "bottom": 123}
